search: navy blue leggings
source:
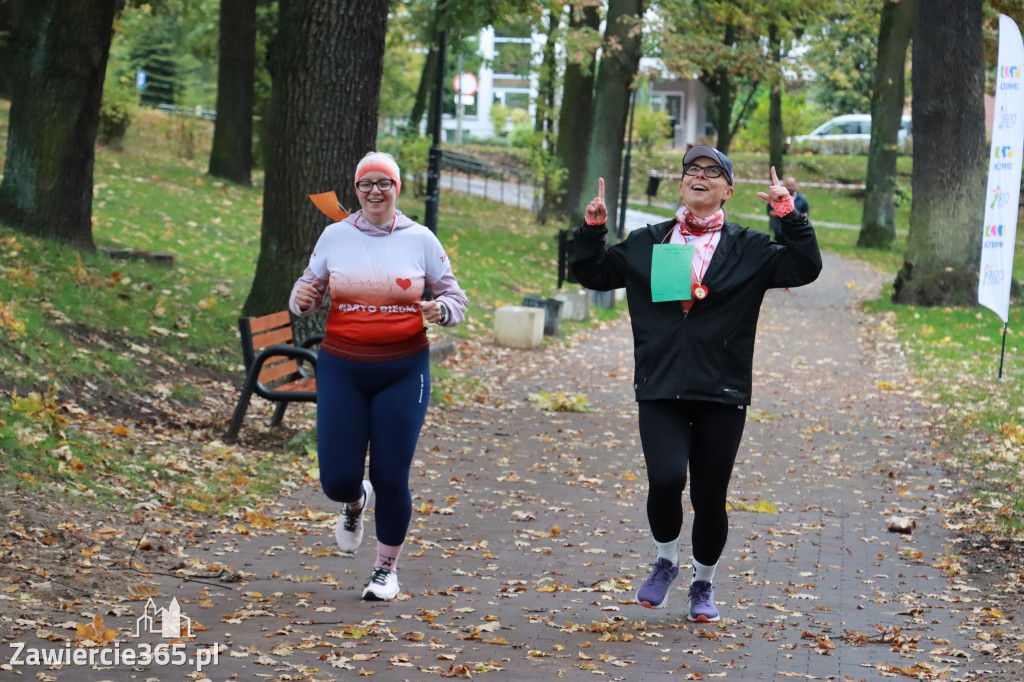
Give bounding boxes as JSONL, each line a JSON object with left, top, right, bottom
{"left": 637, "top": 400, "right": 746, "bottom": 566}
{"left": 316, "top": 349, "right": 430, "bottom": 547}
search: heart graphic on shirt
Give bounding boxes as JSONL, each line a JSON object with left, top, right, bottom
{"left": 395, "top": 278, "right": 412, "bottom": 290}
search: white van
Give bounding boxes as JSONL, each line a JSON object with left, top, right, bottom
{"left": 788, "top": 114, "right": 912, "bottom": 154}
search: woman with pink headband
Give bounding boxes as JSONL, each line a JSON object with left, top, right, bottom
{"left": 290, "top": 151, "right": 468, "bottom": 601}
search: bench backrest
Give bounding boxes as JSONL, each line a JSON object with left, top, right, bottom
{"left": 239, "top": 311, "right": 300, "bottom": 387}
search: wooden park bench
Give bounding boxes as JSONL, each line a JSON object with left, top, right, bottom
{"left": 225, "top": 310, "right": 321, "bottom": 441}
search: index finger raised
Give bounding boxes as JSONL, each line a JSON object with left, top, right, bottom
{"left": 769, "top": 166, "right": 780, "bottom": 186}
{"left": 598, "top": 177, "right": 605, "bottom": 201}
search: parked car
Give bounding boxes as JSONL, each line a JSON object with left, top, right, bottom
{"left": 788, "top": 114, "right": 912, "bottom": 154}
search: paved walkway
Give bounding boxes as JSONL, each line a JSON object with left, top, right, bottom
{"left": 25, "top": 251, "right": 1022, "bottom": 681}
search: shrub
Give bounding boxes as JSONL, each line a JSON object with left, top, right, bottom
{"left": 490, "top": 103, "right": 510, "bottom": 137}
{"left": 97, "top": 75, "right": 138, "bottom": 148}
{"left": 97, "top": 100, "right": 134, "bottom": 148}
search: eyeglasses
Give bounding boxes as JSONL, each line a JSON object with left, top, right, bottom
{"left": 356, "top": 178, "right": 394, "bottom": 192}
{"left": 683, "top": 163, "right": 727, "bottom": 179}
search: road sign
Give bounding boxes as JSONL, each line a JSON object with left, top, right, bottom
{"left": 454, "top": 95, "right": 475, "bottom": 106}
{"left": 453, "top": 72, "right": 478, "bottom": 96}
{"left": 136, "top": 70, "right": 147, "bottom": 91}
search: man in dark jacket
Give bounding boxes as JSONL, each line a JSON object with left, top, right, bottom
{"left": 570, "top": 146, "right": 821, "bottom": 623}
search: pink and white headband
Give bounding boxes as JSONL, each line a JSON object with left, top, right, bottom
{"left": 355, "top": 152, "right": 401, "bottom": 195}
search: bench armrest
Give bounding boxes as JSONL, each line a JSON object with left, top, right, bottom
{"left": 252, "top": 345, "right": 318, "bottom": 382}
{"left": 299, "top": 333, "right": 324, "bottom": 352}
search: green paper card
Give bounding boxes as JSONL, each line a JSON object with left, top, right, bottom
{"left": 651, "top": 243, "right": 694, "bottom": 302}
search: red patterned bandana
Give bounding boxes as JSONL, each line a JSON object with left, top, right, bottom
{"left": 676, "top": 206, "right": 725, "bottom": 235}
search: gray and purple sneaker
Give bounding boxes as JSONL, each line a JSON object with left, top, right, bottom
{"left": 687, "top": 580, "right": 720, "bottom": 622}
{"left": 635, "top": 558, "right": 680, "bottom": 609}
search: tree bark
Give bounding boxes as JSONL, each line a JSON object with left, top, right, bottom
{"left": 859, "top": 0, "right": 913, "bottom": 249}
{"left": 893, "top": 0, "right": 985, "bottom": 306}
{"left": 576, "top": 0, "right": 644, "bottom": 233}
{"left": 243, "top": 0, "right": 388, "bottom": 317}
{"left": 0, "top": 3, "right": 13, "bottom": 100}
{"left": 0, "top": 0, "right": 118, "bottom": 252}
{"left": 554, "top": 3, "right": 600, "bottom": 221}
{"left": 209, "top": 0, "right": 256, "bottom": 185}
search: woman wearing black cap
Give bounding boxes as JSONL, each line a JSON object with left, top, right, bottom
{"left": 570, "top": 147, "right": 821, "bottom": 622}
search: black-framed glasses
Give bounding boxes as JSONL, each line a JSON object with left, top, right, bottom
{"left": 683, "top": 163, "right": 726, "bottom": 179}
{"left": 356, "top": 178, "right": 394, "bottom": 192}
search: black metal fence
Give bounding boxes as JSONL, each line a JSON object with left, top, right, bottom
{"left": 439, "top": 150, "right": 536, "bottom": 211}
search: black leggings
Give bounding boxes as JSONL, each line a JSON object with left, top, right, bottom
{"left": 637, "top": 400, "right": 746, "bottom": 566}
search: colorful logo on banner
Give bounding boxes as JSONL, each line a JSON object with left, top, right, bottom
{"left": 980, "top": 15, "right": 1024, "bottom": 322}
{"left": 982, "top": 263, "right": 1006, "bottom": 287}
{"left": 999, "top": 107, "right": 1019, "bottom": 130}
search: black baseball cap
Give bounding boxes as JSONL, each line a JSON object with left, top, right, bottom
{"left": 682, "top": 145, "right": 734, "bottom": 185}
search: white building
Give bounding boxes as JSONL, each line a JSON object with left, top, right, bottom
{"left": 438, "top": 27, "right": 706, "bottom": 149}
{"left": 441, "top": 26, "right": 544, "bottom": 141}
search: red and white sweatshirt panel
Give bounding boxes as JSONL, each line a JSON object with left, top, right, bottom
{"left": 289, "top": 211, "right": 467, "bottom": 361}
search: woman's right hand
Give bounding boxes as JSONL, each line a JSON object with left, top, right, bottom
{"left": 584, "top": 177, "right": 607, "bottom": 225}
{"left": 294, "top": 283, "right": 318, "bottom": 311}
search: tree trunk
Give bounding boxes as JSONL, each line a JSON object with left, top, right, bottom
{"left": 535, "top": 8, "right": 560, "bottom": 135}
{"left": 410, "top": 48, "right": 438, "bottom": 138}
{"left": 554, "top": 3, "right": 600, "bottom": 221}
{"left": 243, "top": 0, "right": 388, "bottom": 317}
{"left": 536, "top": 6, "right": 562, "bottom": 225}
{"left": 893, "top": 0, "right": 985, "bottom": 306}
{"left": 209, "top": 0, "right": 256, "bottom": 185}
{"left": 768, "top": 23, "right": 784, "bottom": 174}
{"left": 0, "top": 3, "right": 13, "bottom": 100}
{"left": 576, "top": 0, "right": 644, "bottom": 233}
{"left": 859, "top": 0, "right": 913, "bottom": 249}
{"left": 706, "top": 24, "right": 737, "bottom": 154}
{"left": 0, "top": 0, "right": 118, "bottom": 252}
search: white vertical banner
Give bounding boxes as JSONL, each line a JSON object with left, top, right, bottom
{"left": 979, "top": 15, "right": 1024, "bottom": 322}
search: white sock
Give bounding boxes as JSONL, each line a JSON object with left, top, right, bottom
{"left": 654, "top": 538, "right": 680, "bottom": 566}
{"left": 691, "top": 557, "right": 717, "bottom": 584}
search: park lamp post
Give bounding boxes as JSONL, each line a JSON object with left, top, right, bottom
{"left": 424, "top": 20, "right": 448, "bottom": 235}
{"left": 617, "top": 88, "right": 638, "bottom": 240}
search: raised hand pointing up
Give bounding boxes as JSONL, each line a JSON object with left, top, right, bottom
{"left": 756, "top": 166, "right": 791, "bottom": 204}
{"left": 585, "top": 177, "right": 608, "bottom": 225}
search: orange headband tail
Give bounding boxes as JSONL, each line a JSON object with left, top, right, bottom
{"left": 309, "top": 191, "right": 349, "bottom": 222}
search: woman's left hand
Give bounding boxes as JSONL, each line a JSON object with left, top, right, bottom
{"left": 756, "top": 166, "right": 790, "bottom": 204}
{"left": 419, "top": 300, "right": 443, "bottom": 324}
